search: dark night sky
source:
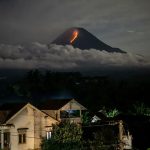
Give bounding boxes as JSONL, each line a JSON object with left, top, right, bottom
{"left": 0, "top": 0, "right": 150, "bottom": 71}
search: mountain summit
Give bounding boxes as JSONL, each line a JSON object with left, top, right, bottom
{"left": 52, "top": 27, "right": 126, "bottom": 53}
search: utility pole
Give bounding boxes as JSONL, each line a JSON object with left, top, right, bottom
{"left": 118, "top": 120, "right": 124, "bottom": 150}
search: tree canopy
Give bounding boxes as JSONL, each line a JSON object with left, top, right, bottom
{"left": 41, "top": 121, "right": 82, "bottom": 150}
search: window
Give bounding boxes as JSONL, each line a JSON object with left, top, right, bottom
{"left": 46, "top": 131, "right": 52, "bottom": 139}
{"left": 4, "top": 132, "right": 10, "bottom": 147}
{"left": 45, "top": 126, "right": 52, "bottom": 139}
{"left": 18, "top": 133, "right": 26, "bottom": 144}
{"left": 17, "top": 128, "right": 28, "bottom": 144}
{"left": 60, "top": 110, "right": 80, "bottom": 118}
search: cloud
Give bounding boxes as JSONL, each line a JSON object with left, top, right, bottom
{"left": 0, "top": 43, "right": 149, "bottom": 71}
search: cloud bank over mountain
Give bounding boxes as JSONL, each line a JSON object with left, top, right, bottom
{"left": 0, "top": 43, "right": 149, "bottom": 71}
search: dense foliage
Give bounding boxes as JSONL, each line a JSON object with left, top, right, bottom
{"left": 41, "top": 121, "right": 118, "bottom": 150}
{"left": 41, "top": 122, "right": 82, "bottom": 150}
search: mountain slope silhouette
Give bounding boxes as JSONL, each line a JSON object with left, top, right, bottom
{"left": 52, "top": 27, "right": 126, "bottom": 53}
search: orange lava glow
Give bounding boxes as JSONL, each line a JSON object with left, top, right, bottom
{"left": 70, "top": 30, "right": 78, "bottom": 43}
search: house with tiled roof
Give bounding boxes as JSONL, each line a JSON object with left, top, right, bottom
{"left": 0, "top": 98, "right": 134, "bottom": 150}
{"left": 40, "top": 98, "right": 87, "bottom": 124}
{"left": 0, "top": 103, "right": 58, "bottom": 150}
{"left": 0, "top": 99, "right": 88, "bottom": 150}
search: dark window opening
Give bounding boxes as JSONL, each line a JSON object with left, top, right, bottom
{"left": 18, "top": 128, "right": 27, "bottom": 144}
{"left": 60, "top": 110, "right": 80, "bottom": 118}
{"left": 18, "top": 133, "right": 26, "bottom": 144}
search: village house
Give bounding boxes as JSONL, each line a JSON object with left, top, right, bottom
{"left": 0, "top": 99, "right": 87, "bottom": 150}
{"left": 0, "top": 103, "right": 58, "bottom": 150}
{"left": 40, "top": 99, "right": 87, "bottom": 124}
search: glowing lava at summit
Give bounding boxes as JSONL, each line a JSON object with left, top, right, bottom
{"left": 70, "top": 30, "right": 78, "bottom": 43}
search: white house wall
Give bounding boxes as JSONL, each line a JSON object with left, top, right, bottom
{"left": 7, "top": 105, "right": 57, "bottom": 150}
{"left": 8, "top": 107, "right": 34, "bottom": 150}
{"left": 33, "top": 109, "right": 57, "bottom": 149}
{"left": 42, "top": 110, "right": 57, "bottom": 120}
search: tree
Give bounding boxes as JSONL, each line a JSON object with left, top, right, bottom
{"left": 105, "top": 108, "right": 120, "bottom": 118}
{"left": 81, "top": 111, "right": 92, "bottom": 125}
{"left": 129, "top": 101, "right": 150, "bottom": 116}
{"left": 41, "top": 121, "right": 83, "bottom": 150}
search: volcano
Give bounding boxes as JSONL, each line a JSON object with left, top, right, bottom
{"left": 52, "top": 27, "right": 126, "bottom": 53}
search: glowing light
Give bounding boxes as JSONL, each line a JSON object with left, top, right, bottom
{"left": 70, "top": 30, "right": 78, "bottom": 43}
